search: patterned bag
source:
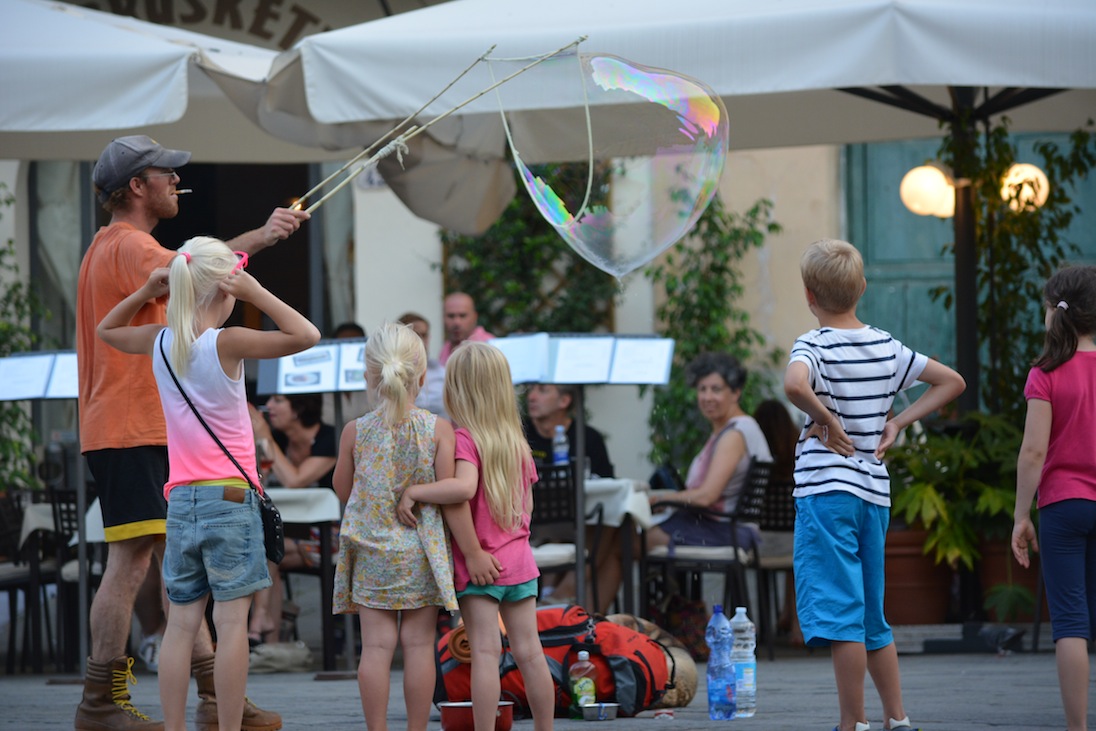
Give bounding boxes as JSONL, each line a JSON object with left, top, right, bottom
{"left": 647, "top": 594, "right": 709, "bottom": 662}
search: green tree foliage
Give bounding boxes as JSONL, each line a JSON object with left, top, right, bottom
{"left": 440, "top": 164, "right": 619, "bottom": 334}
{"left": 0, "top": 184, "right": 49, "bottom": 491}
{"left": 644, "top": 197, "right": 782, "bottom": 468}
{"left": 934, "top": 119, "right": 1096, "bottom": 425}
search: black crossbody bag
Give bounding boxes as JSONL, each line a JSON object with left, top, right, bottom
{"left": 158, "top": 332, "right": 285, "bottom": 563}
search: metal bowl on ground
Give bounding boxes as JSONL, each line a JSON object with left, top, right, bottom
{"left": 582, "top": 702, "right": 620, "bottom": 721}
{"left": 438, "top": 701, "right": 514, "bottom": 731}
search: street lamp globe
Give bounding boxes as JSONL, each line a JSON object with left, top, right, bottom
{"left": 899, "top": 163, "right": 955, "bottom": 218}
{"left": 1000, "top": 162, "right": 1050, "bottom": 212}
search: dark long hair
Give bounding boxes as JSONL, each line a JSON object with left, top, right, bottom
{"left": 754, "top": 399, "right": 798, "bottom": 484}
{"left": 1034, "top": 265, "right": 1096, "bottom": 372}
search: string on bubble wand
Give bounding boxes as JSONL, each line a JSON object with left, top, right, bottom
{"left": 292, "top": 36, "right": 588, "bottom": 215}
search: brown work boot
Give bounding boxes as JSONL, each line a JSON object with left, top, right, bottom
{"left": 192, "top": 653, "right": 282, "bottom": 731}
{"left": 74, "top": 656, "right": 164, "bottom": 731}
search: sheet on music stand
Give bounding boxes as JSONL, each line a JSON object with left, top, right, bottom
{"left": 336, "top": 341, "right": 366, "bottom": 393}
{"left": 550, "top": 337, "right": 614, "bottom": 383}
{"left": 491, "top": 334, "right": 549, "bottom": 384}
{"left": 279, "top": 344, "right": 338, "bottom": 394}
{"left": 608, "top": 338, "right": 674, "bottom": 384}
{"left": 47, "top": 352, "right": 79, "bottom": 398}
{"left": 0, "top": 354, "right": 53, "bottom": 400}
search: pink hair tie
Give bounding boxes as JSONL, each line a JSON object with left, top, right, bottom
{"left": 182, "top": 252, "right": 191, "bottom": 264}
{"left": 1057, "top": 300, "right": 1068, "bottom": 310}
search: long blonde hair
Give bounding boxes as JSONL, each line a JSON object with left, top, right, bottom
{"left": 365, "top": 321, "right": 426, "bottom": 426}
{"left": 444, "top": 342, "right": 531, "bottom": 532}
{"left": 166, "top": 236, "right": 236, "bottom": 377}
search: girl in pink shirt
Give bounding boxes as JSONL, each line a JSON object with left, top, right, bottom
{"left": 399, "top": 342, "right": 554, "bottom": 731}
{"left": 1013, "top": 265, "right": 1096, "bottom": 731}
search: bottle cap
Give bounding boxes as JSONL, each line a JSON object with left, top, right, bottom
{"left": 577, "top": 650, "right": 590, "bottom": 661}
{"left": 713, "top": 604, "right": 722, "bottom": 614}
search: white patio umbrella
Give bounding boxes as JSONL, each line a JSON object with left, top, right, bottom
{"left": 254, "top": 0, "right": 1096, "bottom": 152}
{"left": 0, "top": 0, "right": 515, "bottom": 233}
{"left": 0, "top": 0, "right": 362, "bottom": 163}
{"left": 248, "top": 0, "right": 1096, "bottom": 411}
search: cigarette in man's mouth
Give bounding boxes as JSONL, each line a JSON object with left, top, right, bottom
{"left": 175, "top": 189, "right": 193, "bottom": 195}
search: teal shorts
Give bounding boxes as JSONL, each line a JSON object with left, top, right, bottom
{"left": 457, "top": 577, "right": 539, "bottom": 603}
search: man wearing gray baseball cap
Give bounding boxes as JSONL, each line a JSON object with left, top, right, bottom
{"left": 75, "top": 135, "right": 306, "bottom": 731}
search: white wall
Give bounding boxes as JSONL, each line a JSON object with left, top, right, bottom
{"left": 723, "top": 145, "right": 842, "bottom": 374}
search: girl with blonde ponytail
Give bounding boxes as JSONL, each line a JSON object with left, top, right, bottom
{"left": 331, "top": 322, "right": 461, "bottom": 731}
{"left": 399, "top": 341, "right": 554, "bottom": 731}
{"left": 97, "top": 235, "right": 319, "bottom": 731}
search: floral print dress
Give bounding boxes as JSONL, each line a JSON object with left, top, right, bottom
{"left": 333, "top": 407, "right": 457, "bottom": 612}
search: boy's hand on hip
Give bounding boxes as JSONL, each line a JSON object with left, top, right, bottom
{"left": 807, "top": 419, "right": 854, "bottom": 457}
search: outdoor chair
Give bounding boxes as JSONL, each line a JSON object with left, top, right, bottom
{"left": 756, "top": 478, "right": 796, "bottom": 660}
{"left": 529, "top": 463, "right": 606, "bottom": 612}
{"left": 641, "top": 458, "right": 773, "bottom": 623}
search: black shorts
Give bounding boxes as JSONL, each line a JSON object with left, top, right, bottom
{"left": 85, "top": 447, "right": 169, "bottom": 543}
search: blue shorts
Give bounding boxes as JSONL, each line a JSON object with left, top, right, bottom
{"left": 1039, "top": 499, "right": 1096, "bottom": 641}
{"left": 162, "top": 485, "right": 271, "bottom": 604}
{"left": 793, "top": 492, "right": 892, "bottom": 650}
{"left": 457, "top": 578, "right": 539, "bottom": 603}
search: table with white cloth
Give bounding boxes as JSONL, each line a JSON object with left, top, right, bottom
{"left": 583, "top": 478, "right": 651, "bottom": 614}
{"left": 82, "top": 488, "right": 344, "bottom": 671}
{"left": 264, "top": 488, "right": 342, "bottom": 672}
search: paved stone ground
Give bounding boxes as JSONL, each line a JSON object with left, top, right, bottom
{"left": 0, "top": 643, "right": 1077, "bottom": 730}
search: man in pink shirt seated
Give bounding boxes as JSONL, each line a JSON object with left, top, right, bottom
{"left": 439, "top": 291, "right": 495, "bottom": 365}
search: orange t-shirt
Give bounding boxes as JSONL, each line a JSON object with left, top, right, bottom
{"left": 76, "top": 223, "right": 175, "bottom": 452}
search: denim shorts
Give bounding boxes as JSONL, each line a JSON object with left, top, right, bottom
{"left": 458, "top": 577, "right": 539, "bottom": 603}
{"left": 162, "top": 484, "right": 271, "bottom": 604}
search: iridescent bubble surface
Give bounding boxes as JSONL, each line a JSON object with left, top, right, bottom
{"left": 500, "top": 53, "right": 729, "bottom": 278}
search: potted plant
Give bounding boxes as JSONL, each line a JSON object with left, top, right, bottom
{"left": 886, "top": 412, "right": 1037, "bottom": 622}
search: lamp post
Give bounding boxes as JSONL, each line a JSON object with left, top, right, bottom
{"left": 900, "top": 152, "right": 1050, "bottom": 414}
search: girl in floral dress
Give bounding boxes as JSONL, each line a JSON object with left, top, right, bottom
{"left": 332, "top": 322, "right": 458, "bottom": 731}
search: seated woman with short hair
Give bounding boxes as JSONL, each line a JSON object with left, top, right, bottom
{"left": 646, "top": 352, "right": 772, "bottom": 550}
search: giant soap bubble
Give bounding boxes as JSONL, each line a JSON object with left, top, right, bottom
{"left": 494, "top": 53, "right": 729, "bottom": 278}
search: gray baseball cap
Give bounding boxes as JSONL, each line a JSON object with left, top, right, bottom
{"left": 93, "top": 135, "right": 191, "bottom": 203}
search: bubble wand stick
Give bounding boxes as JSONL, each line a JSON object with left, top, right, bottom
{"left": 292, "top": 36, "right": 587, "bottom": 215}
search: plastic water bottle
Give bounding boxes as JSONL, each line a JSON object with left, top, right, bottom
{"left": 568, "top": 649, "right": 598, "bottom": 717}
{"left": 552, "top": 424, "right": 569, "bottom": 465}
{"left": 730, "top": 606, "right": 757, "bottom": 718}
{"left": 705, "top": 604, "right": 735, "bottom": 720}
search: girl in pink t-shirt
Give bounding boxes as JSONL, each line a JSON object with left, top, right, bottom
{"left": 399, "top": 342, "right": 554, "bottom": 731}
{"left": 1013, "top": 265, "right": 1096, "bottom": 731}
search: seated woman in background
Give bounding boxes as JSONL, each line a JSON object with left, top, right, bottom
{"left": 646, "top": 352, "right": 772, "bottom": 550}
{"left": 248, "top": 393, "right": 338, "bottom": 645}
{"left": 753, "top": 398, "right": 803, "bottom": 646}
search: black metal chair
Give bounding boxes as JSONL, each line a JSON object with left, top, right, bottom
{"left": 0, "top": 493, "right": 56, "bottom": 673}
{"left": 45, "top": 485, "right": 103, "bottom": 673}
{"left": 529, "top": 463, "right": 605, "bottom": 611}
{"left": 756, "top": 478, "right": 796, "bottom": 660}
{"left": 641, "top": 458, "right": 773, "bottom": 622}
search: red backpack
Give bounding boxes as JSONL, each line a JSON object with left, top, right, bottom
{"left": 435, "top": 605, "right": 675, "bottom": 717}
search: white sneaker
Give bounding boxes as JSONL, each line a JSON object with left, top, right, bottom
{"left": 138, "top": 632, "right": 163, "bottom": 672}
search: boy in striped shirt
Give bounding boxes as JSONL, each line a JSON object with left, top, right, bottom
{"left": 784, "top": 239, "right": 965, "bottom": 731}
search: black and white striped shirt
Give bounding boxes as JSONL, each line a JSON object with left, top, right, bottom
{"left": 789, "top": 325, "right": 927, "bottom": 506}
